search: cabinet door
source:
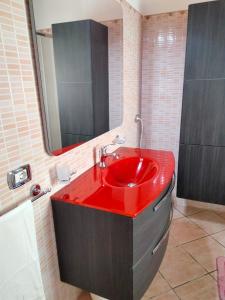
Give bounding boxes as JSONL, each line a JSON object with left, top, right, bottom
{"left": 185, "top": 1, "right": 225, "bottom": 80}
{"left": 58, "top": 83, "right": 94, "bottom": 136}
{"left": 177, "top": 144, "right": 225, "bottom": 205}
{"left": 180, "top": 79, "right": 225, "bottom": 146}
{"left": 53, "top": 21, "right": 94, "bottom": 147}
{"left": 90, "top": 21, "right": 109, "bottom": 136}
{"left": 52, "top": 21, "right": 92, "bottom": 83}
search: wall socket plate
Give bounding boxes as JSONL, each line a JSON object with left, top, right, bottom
{"left": 7, "top": 164, "right": 32, "bottom": 190}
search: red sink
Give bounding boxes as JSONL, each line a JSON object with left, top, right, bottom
{"left": 104, "top": 157, "right": 158, "bottom": 188}
{"left": 51, "top": 147, "right": 175, "bottom": 217}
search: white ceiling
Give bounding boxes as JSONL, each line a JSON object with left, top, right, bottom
{"left": 33, "top": 0, "right": 122, "bottom": 30}
{"left": 127, "top": 0, "right": 216, "bottom": 15}
{"left": 33, "top": 0, "right": 217, "bottom": 30}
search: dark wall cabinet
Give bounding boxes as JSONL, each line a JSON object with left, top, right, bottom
{"left": 184, "top": 1, "right": 225, "bottom": 80}
{"left": 52, "top": 20, "right": 109, "bottom": 147}
{"left": 51, "top": 183, "right": 173, "bottom": 300}
{"left": 178, "top": 0, "right": 225, "bottom": 205}
{"left": 180, "top": 79, "right": 225, "bottom": 146}
{"left": 178, "top": 145, "right": 225, "bottom": 204}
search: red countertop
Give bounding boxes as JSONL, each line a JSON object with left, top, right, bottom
{"left": 51, "top": 147, "right": 175, "bottom": 218}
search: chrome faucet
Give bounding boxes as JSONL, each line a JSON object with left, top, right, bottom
{"left": 99, "top": 135, "right": 125, "bottom": 168}
{"left": 99, "top": 145, "right": 119, "bottom": 168}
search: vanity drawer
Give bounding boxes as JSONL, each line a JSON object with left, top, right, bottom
{"left": 133, "top": 234, "right": 169, "bottom": 300}
{"left": 133, "top": 208, "right": 171, "bottom": 300}
{"left": 133, "top": 176, "right": 174, "bottom": 264}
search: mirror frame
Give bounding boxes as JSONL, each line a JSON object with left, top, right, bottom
{"left": 28, "top": 0, "right": 55, "bottom": 155}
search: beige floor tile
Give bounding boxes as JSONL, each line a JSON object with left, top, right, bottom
{"left": 91, "top": 294, "right": 107, "bottom": 300}
{"left": 150, "top": 290, "right": 179, "bottom": 300}
{"left": 170, "top": 217, "right": 207, "bottom": 245}
{"left": 188, "top": 211, "right": 225, "bottom": 234}
{"left": 159, "top": 246, "right": 206, "bottom": 288}
{"left": 182, "top": 236, "right": 225, "bottom": 272}
{"left": 204, "top": 205, "right": 225, "bottom": 220}
{"left": 173, "top": 208, "right": 183, "bottom": 219}
{"left": 167, "top": 233, "right": 180, "bottom": 249}
{"left": 214, "top": 210, "right": 225, "bottom": 220}
{"left": 174, "top": 203, "right": 202, "bottom": 216}
{"left": 212, "top": 230, "right": 225, "bottom": 247}
{"left": 143, "top": 272, "right": 171, "bottom": 298}
{"left": 78, "top": 292, "right": 92, "bottom": 300}
{"left": 174, "top": 274, "right": 219, "bottom": 300}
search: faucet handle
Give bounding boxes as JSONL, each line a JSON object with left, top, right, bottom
{"left": 101, "top": 144, "right": 111, "bottom": 155}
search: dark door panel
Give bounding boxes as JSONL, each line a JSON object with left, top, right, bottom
{"left": 180, "top": 79, "right": 225, "bottom": 146}
{"left": 185, "top": 1, "right": 225, "bottom": 80}
{"left": 177, "top": 144, "right": 225, "bottom": 205}
{"left": 178, "top": 1, "right": 225, "bottom": 205}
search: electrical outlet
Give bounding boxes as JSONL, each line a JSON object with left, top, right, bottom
{"left": 7, "top": 164, "right": 32, "bottom": 189}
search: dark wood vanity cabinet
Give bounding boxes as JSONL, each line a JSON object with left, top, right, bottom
{"left": 52, "top": 20, "right": 109, "bottom": 147}
{"left": 51, "top": 183, "right": 173, "bottom": 300}
{"left": 177, "top": 0, "right": 225, "bottom": 204}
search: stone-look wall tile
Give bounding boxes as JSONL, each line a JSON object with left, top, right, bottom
{"left": 106, "top": 19, "right": 123, "bottom": 129}
{"left": 141, "top": 11, "right": 187, "bottom": 170}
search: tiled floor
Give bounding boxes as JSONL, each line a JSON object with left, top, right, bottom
{"left": 79, "top": 201, "right": 225, "bottom": 300}
{"left": 142, "top": 201, "right": 225, "bottom": 300}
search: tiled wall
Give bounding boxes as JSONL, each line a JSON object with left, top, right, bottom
{"left": 0, "top": 0, "right": 142, "bottom": 299}
{"left": 106, "top": 20, "right": 123, "bottom": 129}
{"left": 1, "top": 3, "right": 218, "bottom": 299}
{"left": 141, "top": 11, "right": 188, "bottom": 169}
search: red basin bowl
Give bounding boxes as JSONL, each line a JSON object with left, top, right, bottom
{"left": 104, "top": 156, "right": 159, "bottom": 188}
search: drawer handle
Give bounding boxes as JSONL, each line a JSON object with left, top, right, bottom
{"left": 152, "top": 202, "right": 173, "bottom": 255}
{"left": 153, "top": 172, "right": 176, "bottom": 212}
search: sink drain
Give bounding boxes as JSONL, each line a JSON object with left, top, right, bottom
{"left": 127, "top": 183, "right": 137, "bottom": 188}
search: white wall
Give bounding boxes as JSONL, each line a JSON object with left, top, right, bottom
{"left": 33, "top": 0, "right": 123, "bottom": 30}
{"left": 127, "top": 0, "right": 215, "bottom": 15}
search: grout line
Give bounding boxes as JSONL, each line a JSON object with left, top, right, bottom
{"left": 169, "top": 233, "right": 210, "bottom": 248}
{"left": 180, "top": 218, "right": 209, "bottom": 235}
{"left": 180, "top": 242, "right": 214, "bottom": 274}
{"left": 210, "top": 234, "right": 225, "bottom": 249}
{"left": 159, "top": 270, "right": 174, "bottom": 290}
{"left": 171, "top": 273, "right": 216, "bottom": 293}
{"left": 172, "top": 288, "right": 181, "bottom": 299}
{"left": 186, "top": 215, "right": 225, "bottom": 237}
{"left": 175, "top": 209, "right": 202, "bottom": 217}
{"left": 155, "top": 203, "right": 225, "bottom": 297}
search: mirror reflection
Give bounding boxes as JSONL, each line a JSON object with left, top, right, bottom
{"left": 30, "top": 0, "right": 123, "bottom": 155}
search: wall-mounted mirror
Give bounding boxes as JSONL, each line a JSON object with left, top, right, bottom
{"left": 29, "top": 0, "right": 123, "bottom": 155}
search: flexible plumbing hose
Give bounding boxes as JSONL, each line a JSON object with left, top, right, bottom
{"left": 135, "top": 114, "right": 144, "bottom": 148}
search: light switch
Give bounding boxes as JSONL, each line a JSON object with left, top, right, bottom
{"left": 7, "top": 164, "right": 32, "bottom": 189}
